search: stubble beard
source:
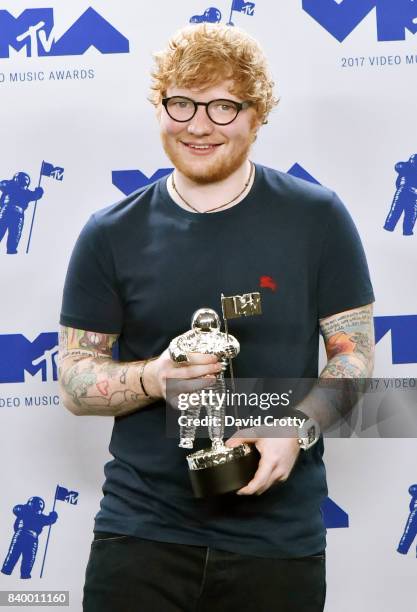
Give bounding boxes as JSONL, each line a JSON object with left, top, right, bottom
{"left": 161, "top": 129, "right": 256, "bottom": 185}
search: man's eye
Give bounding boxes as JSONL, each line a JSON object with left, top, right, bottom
{"left": 215, "top": 103, "right": 235, "bottom": 112}
{"left": 173, "top": 100, "right": 191, "bottom": 108}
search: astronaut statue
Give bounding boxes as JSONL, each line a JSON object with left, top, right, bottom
{"left": 384, "top": 154, "right": 417, "bottom": 236}
{"left": 169, "top": 308, "right": 239, "bottom": 450}
{"left": 0, "top": 172, "right": 44, "bottom": 254}
{"left": 1, "top": 497, "right": 58, "bottom": 579}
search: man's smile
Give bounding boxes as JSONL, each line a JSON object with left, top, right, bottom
{"left": 180, "top": 141, "right": 224, "bottom": 155}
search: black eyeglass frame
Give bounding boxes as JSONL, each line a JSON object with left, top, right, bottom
{"left": 161, "top": 96, "right": 251, "bottom": 126}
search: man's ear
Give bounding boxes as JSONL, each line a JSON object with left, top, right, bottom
{"left": 250, "top": 114, "right": 262, "bottom": 143}
{"left": 252, "top": 111, "right": 263, "bottom": 129}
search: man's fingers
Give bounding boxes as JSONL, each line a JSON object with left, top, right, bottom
{"left": 180, "top": 352, "right": 219, "bottom": 365}
{"left": 236, "top": 458, "right": 272, "bottom": 496}
{"left": 225, "top": 438, "right": 245, "bottom": 448}
{"left": 174, "top": 362, "right": 223, "bottom": 379}
{"left": 168, "top": 350, "right": 222, "bottom": 378}
{"left": 169, "top": 376, "right": 217, "bottom": 395}
{"left": 225, "top": 428, "right": 258, "bottom": 447}
{"left": 165, "top": 375, "right": 220, "bottom": 410}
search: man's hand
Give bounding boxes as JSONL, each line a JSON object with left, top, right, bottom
{"left": 58, "top": 325, "right": 224, "bottom": 417}
{"left": 225, "top": 429, "right": 301, "bottom": 495}
{"left": 144, "top": 349, "right": 223, "bottom": 400}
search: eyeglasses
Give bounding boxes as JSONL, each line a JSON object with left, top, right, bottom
{"left": 161, "top": 96, "right": 251, "bottom": 126}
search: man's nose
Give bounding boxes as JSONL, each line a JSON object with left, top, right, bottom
{"left": 187, "top": 105, "right": 214, "bottom": 136}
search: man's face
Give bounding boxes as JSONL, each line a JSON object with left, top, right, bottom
{"left": 158, "top": 80, "right": 260, "bottom": 184}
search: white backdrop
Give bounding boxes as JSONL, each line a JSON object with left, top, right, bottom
{"left": 1, "top": 1, "right": 416, "bottom": 610}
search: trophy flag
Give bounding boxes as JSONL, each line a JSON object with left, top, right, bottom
{"left": 220, "top": 292, "right": 262, "bottom": 406}
{"left": 221, "top": 292, "right": 262, "bottom": 320}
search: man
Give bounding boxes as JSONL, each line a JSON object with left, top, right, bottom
{"left": 59, "top": 24, "right": 375, "bottom": 611}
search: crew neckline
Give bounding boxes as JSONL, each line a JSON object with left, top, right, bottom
{"left": 158, "top": 162, "right": 262, "bottom": 221}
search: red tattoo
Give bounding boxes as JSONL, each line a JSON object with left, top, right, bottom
{"left": 326, "top": 332, "right": 356, "bottom": 359}
{"left": 96, "top": 380, "right": 110, "bottom": 396}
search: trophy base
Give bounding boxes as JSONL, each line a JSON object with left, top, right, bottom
{"left": 187, "top": 443, "right": 259, "bottom": 498}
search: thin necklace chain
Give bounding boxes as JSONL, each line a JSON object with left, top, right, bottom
{"left": 171, "top": 161, "right": 254, "bottom": 214}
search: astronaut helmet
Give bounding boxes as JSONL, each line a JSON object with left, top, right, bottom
{"left": 191, "top": 308, "right": 221, "bottom": 332}
{"left": 13, "top": 172, "right": 31, "bottom": 188}
{"left": 27, "top": 496, "right": 45, "bottom": 513}
{"left": 408, "top": 484, "right": 417, "bottom": 496}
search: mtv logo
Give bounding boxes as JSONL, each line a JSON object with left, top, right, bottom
{"left": 287, "top": 163, "right": 321, "bottom": 185}
{"left": 112, "top": 169, "right": 173, "bottom": 196}
{"left": 51, "top": 168, "right": 63, "bottom": 180}
{"left": 241, "top": 4, "right": 255, "bottom": 16}
{"left": 302, "top": 0, "right": 417, "bottom": 42}
{"left": 66, "top": 491, "right": 79, "bottom": 504}
{"left": 322, "top": 497, "right": 349, "bottom": 528}
{"left": 0, "top": 7, "right": 129, "bottom": 58}
{"left": 374, "top": 315, "right": 417, "bottom": 364}
{"left": 221, "top": 292, "right": 262, "bottom": 319}
{"left": 113, "top": 165, "right": 313, "bottom": 198}
{"left": 0, "top": 332, "right": 58, "bottom": 383}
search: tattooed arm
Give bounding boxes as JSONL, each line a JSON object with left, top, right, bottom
{"left": 220, "top": 305, "right": 375, "bottom": 496}
{"left": 58, "top": 326, "right": 157, "bottom": 417}
{"left": 320, "top": 303, "right": 375, "bottom": 379}
{"left": 58, "top": 326, "right": 223, "bottom": 417}
{"left": 292, "top": 303, "right": 375, "bottom": 430}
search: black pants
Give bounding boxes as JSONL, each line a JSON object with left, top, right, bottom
{"left": 83, "top": 532, "right": 326, "bottom": 612}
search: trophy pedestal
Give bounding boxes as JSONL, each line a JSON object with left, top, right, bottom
{"left": 187, "top": 443, "right": 259, "bottom": 498}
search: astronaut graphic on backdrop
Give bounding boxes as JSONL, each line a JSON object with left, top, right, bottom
{"left": 169, "top": 308, "right": 240, "bottom": 450}
{"left": 384, "top": 154, "right": 417, "bottom": 236}
{"left": 0, "top": 172, "right": 44, "bottom": 254}
{"left": 1, "top": 497, "right": 58, "bottom": 579}
{"left": 189, "top": 7, "right": 222, "bottom": 23}
{"left": 397, "top": 484, "right": 417, "bottom": 557}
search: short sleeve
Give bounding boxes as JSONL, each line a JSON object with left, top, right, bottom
{"left": 60, "top": 214, "right": 123, "bottom": 333}
{"left": 318, "top": 193, "right": 375, "bottom": 319}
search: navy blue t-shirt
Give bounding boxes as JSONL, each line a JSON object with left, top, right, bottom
{"left": 60, "top": 163, "right": 374, "bottom": 558}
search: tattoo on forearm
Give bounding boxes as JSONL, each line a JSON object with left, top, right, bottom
{"left": 119, "top": 366, "right": 128, "bottom": 384}
{"left": 63, "top": 362, "right": 96, "bottom": 406}
{"left": 58, "top": 327, "right": 68, "bottom": 378}
{"left": 60, "top": 327, "right": 117, "bottom": 359}
{"left": 58, "top": 326, "right": 152, "bottom": 415}
{"left": 321, "top": 355, "right": 364, "bottom": 378}
{"left": 320, "top": 305, "right": 375, "bottom": 378}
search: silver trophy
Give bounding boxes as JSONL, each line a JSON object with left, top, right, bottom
{"left": 169, "top": 293, "right": 262, "bottom": 498}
